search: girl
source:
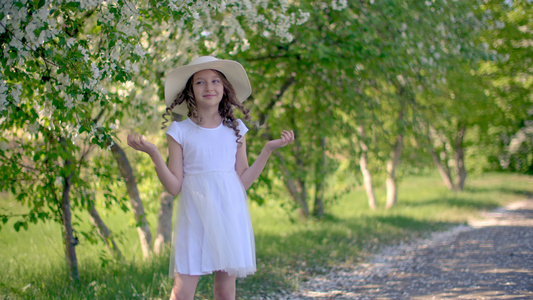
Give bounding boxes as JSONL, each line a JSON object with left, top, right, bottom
{"left": 127, "top": 56, "right": 294, "bottom": 300}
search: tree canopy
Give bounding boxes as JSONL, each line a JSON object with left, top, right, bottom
{"left": 1, "top": 0, "right": 531, "bottom": 280}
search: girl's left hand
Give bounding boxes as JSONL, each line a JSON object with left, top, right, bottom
{"left": 127, "top": 133, "right": 158, "bottom": 156}
{"left": 265, "top": 130, "right": 294, "bottom": 152}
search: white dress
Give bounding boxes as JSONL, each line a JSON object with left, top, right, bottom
{"left": 166, "top": 118, "right": 256, "bottom": 278}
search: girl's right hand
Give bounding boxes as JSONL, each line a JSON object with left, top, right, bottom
{"left": 127, "top": 133, "right": 158, "bottom": 156}
{"left": 265, "top": 130, "right": 294, "bottom": 152}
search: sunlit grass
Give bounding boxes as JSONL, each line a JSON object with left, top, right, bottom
{"left": 0, "top": 172, "right": 531, "bottom": 299}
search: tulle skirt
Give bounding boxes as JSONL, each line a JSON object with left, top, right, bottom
{"left": 169, "top": 171, "right": 256, "bottom": 278}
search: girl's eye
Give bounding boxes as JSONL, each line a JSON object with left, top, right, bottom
{"left": 196, "top": 81, "right": 204, "bottom": 85}
{"left": 213, "top": 80, "right": 220, "bottom": 84}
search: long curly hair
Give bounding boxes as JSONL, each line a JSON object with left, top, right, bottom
{"left": 162, "top": 69, "right": 251, "bottom": 147}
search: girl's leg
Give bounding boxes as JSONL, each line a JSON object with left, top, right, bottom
{"left": 169, "top": 273, "right": 200, "bottom": 300}
{"left": 213, "top": 271, "right": 237, "bottom": 300}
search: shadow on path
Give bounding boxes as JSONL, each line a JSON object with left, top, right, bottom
{"left": 287, "top": 199, "right": 533, "bottom": 300}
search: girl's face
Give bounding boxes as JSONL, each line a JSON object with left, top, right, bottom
{"left": 192, "top": 69, "right": 224, "bottom": 111}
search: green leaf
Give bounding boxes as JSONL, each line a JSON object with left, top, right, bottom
{"left": 63, "top": 1, "right": 80, "bottom": 11}
{"left": 35, "top": 0, "right": 45, "bottom": 9}
{"left": 14, "top": 221, "right": 24, "bottom": 232}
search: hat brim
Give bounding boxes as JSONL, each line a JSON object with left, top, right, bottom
{"left": 164, "top": 58, "right": 252, "bottom": 115}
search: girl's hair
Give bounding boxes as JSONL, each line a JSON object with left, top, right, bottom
{"left": 162, "top": 69, "right": 251, "bottom": 147}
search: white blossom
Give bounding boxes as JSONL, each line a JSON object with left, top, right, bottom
{"left": 57, "top": 73, "right": 71, "bottom": 87}
{"left": 109, "top": 119, "right": 120, "bottom": 130}
{"left": 125, "top": 60, "right": 132, "bottom": 72}
{"left": 27, "top": 122, "right": 40, "bottom": 135}
{"left": 295, "top": 9, "right": 310, "bottom": 25}
{"left": 134, "top": 44, "right": 147, "bottom": 57}
{"left": 192, "top": 10, "right": 200, "bottom": 19}
{"left": 78, "top": 45, "right": 89, "bottom": 62}
{"left": 66, "top": 38, "right": 76, "bottom": 48}
{"left": 106, "top": 140, "right": 115, "bottom": 151}
{"left": 331, "top": 0, "right": 348, "bottom": 11}
{"left": 91, "top": 62, "right": 101, "bottom": 80}
{"left": 132, "top": 63, "right": 140, "bottom": 73}
{"left": 11, "top": 83, "right": 22, "bottom": 105}
{"left": 0, "top": 80, "right": 8, "bottom": 112}
{"left": 1, "top": 0, "right": 305, "bottom": 151}
{"left": 241, "top": 38, "right": 250, "bottom": 51}
{"left": 24, "top": 20, "right": 38, "bottom": 45}
{"left": 0, "top": 141, "right": 8, "bottom": 151}
{"left": 68, "top": 126, "right": 80, "bottom": 143}
{"left": 80, "top": 0, "right": 102, "bottom": 10}
{"left": 495, "top": 20, "right": 505, "bottom": 29}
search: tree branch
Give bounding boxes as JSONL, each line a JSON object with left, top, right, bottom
{"left": 0, "top": 22, "right": 60, "bottom": 68}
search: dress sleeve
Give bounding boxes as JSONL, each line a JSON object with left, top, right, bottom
{"left": 165, "top": 121, "right": 182, "bottom": 145}
{"left": 237, "top": 119, "right": 248, "bottom": 137}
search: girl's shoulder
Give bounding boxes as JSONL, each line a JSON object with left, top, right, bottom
{"left": 236, "top": 119, "right": 248, "bottom": 134}
{"left": 167, "top": 118, "right": 193, "bottom": 131}
{"left": 166, "top": 119, "right": 194, "bottom": 144}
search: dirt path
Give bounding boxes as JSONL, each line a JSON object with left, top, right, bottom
{"left": 282, "top": 199, "right": 533, "bottom": 300}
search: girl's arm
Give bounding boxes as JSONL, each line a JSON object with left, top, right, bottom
{"left": 127, "top": 133, "right": 184, "bottom": 196}
{"left": 236, "top": 130, "right": 294, "bottom": 190}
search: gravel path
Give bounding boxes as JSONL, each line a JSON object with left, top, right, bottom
{"left": 281, "top": 198, "right": 533, "bottom": 300}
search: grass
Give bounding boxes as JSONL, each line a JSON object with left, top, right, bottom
{"left": 0, "top": 171, "right": 531, "bottom": 299}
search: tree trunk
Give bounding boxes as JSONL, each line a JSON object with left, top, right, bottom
{"left": 454, "top": 125, "right": 467, "bottom": 190}
{"left": 312, "top": 137, "right": 326, "bottom": 218}
{"left": 357, "top": 125, "right": 377, "bottom": 209}
{"left": 253, "top": 77, "right": 307, "bottom": 216}
{"left": 154, "top": 191, "right": 174, "bottom": 254}
{"left": 88, "top": 203, "right": 123, "bottom": 259}
{"left": 110, "top": 143, "right": 152, "bottom": 259}
{"left": 276, "top": 152, "right": 309, "bottom": 218}
{"left": 61, "top": 159, "right": 79, "bottom": 282}
{"left": 385, "top": 124, "right": 404, "bottom": 209}
{"left": 258, "top": 76, "right": 296, "bottom": 125}
{"left": 293, "top": 132, "right": 310, "bottom": 218}
{"left": 264, "top": 122, "right": 309, "bottom": 218}
{"left": 427, "top": 125, "right": 456, "bottom": 190}
{"left": 360, "top": 152, "right": 377, "bottom": 210}
{"left": 385, "top": 78, "right": 408, "bottom": 209}
{"left": 430, "top": 148, "right": 455, "bottom": 190}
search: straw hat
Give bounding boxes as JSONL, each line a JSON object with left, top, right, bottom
{"left": 164, "top": 56, "right": 252, "bottom": 115}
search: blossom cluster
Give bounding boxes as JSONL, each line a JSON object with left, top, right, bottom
{"left": 1, "top": 0, "right": 308, "bottom": 146}
{"left": 164, "top": 0, "right": 310, "bottom": 44}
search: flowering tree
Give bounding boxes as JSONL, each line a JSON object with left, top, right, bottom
{"left": 0, "top": 0, "right": 306, "bottom": 282}
{"left": 241, "top": 0, "right": 489, "bottom": 215}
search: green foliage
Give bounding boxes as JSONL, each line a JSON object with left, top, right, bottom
{"left": 239, "top": 0, "right": 497, "bottom": 213}
{"left": 1, "top": 173, "right": 531, "bottom": 299}
{"left": 1, "top": 0, "right": 531, "bottom": 289}
{"left": 476, "top": 0, "right": 533, "bottom": 172}
{"left": 0, "top": 0, "right": 305, "bottom": 278}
